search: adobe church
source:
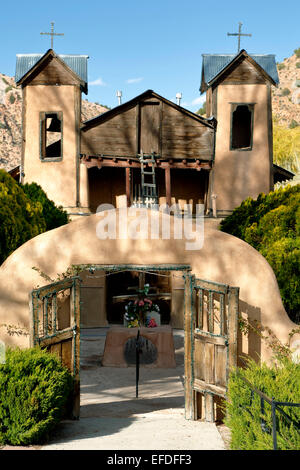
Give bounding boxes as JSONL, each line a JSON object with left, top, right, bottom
{"left": 14, "top": 47, "right": 292, "bottom": 219}
{"left": 1, "top": 44, "right": 298, "bottom": 391}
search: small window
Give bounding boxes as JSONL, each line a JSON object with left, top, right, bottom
{"left": 40, "top": 112, "right": 63, "bottom": 160}
{"left": 230, "top": 104, "right": 254, "bottom": 150}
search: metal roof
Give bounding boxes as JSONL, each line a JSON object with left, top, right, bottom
{"left": 15, "top": 53, "right": 89, "bottom": 84}
{"left": 201, "top": 52, "right": 279, "bottom": 89}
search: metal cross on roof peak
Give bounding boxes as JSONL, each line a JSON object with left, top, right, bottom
{"left": 40, "top": 22, "right": 64, "bottom": 50}
{"left": 227, "top": 22, "right": 252, "bottom": 53}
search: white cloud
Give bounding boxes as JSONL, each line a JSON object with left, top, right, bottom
{"left": 191, "top": 95, "right": 206, "bottom": 106}
{"left": 171, "top": 94, "right": 206, "bottom": 109}
{"left": 89, "top": 77, "right": 107, "bottom": 86}
{"left": 126, "top": 77, "right": 144, "bottom": 84}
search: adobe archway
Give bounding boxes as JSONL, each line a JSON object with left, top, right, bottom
{"left": 0, "top": 209, "right": 298, "bottom": 364}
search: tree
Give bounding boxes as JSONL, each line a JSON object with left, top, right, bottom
{"left": 0, "top": 171, "right": 68, "bottom": 265}
{"left": 22, "top": 182, "right": 68, "bottom": 231}
{"left": 273, "top": 118, "right": 300, "bottom": 172}
{"left": 196, "top": 101, "right": 206, "bottom": 116}
{"left": 220, "top": 185, "right": 300, "bottom": 323}
{"left": 0, "top": 170, "right": 45, "bottom": 264}
{"left": 294, "top": 47, "right": 300, "bottom": 58}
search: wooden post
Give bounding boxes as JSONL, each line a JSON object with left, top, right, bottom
{"left": 205, "top": 393, "right": 214, "bottom": 422}
{"left": 71, "top": 278, "right": 81, "bottom": 419}
{"left": 211, "top": 194, "right": 217, "bottom": 218}
{"left": 228, "top": 287, "right": 239, "bottom": 371}
{"left": 29, "top": 292, "right": 37, "bottom": 348}
{"left": 184, "top": 273, "right": 195, "bottom": 420}
{"left": 125, "top": 167, "right": 131, "bottom": 207}
{"left": 203, "top": 172, "right": 209, "bottom": 215}
{"left": 165, "top": 166, "right": 171, "bottom": 206}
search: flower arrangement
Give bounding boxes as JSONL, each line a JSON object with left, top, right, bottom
{"left": 124, "top": 284, "right": 160, "bottom": 328}
{"left": 145, "top": 317, "right": 158, "bottom": 328}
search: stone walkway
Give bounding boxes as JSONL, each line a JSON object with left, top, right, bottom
{"left": 40, "top": 328, "right": 228, "bottom": 451}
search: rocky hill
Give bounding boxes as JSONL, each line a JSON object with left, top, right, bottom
{"left": 272, "top": 50, "right": 300, "bottom": 127}
{"left": 0, "top": 73, "right": 109, "bottom": 172}
{"left": 0, "top": 49, "right": 299, "bottom": 173}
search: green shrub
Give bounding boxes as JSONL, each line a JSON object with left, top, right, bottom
{"left": 22, "top": 182, "right": 68, "bottom": 231}
{"left": 220, "top": 185, "right": 300, "bottom": 322}
{"left": 294, "top": 48, "right": 300, "bottom": 58}
{"left": 0, "top": 170, "right": 46, "bottom": 265}
{"left": 262, "top": 238, "right": 300, "bottom": 318}
{"left": 220, "top": 185, "right": 299, "bottom": 240}
{"left": 281, "top": 87, "right": 291, "bottom": 96}
{"left": 9, "top": 94, "right": 15, "bottom": 104}
{"left": 0, "top": 347, "right": 73, "bottom": 445}
{"left": 225, "top": 358, "right": 300, "bottom": 450}
{"left": 277, "top": 63, "right": 285, "bottom": 70}
{"left": 5, "top": 86, "right": 12, "bottom": 93}
{"left": 296, "top": 62, "right": 300, "bottom": 69}
{"left": 289, "top": 119, "right": 299, "bottom": 129}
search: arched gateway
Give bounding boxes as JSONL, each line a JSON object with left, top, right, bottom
{"left": 0, "top": 210, "right": 298, "bottom": 421}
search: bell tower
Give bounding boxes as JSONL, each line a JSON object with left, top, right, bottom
{"left": 16, "top": 49, "right": 89, "bottom": 216}
{"left": 200, "top": 49, "right": 279, "bottom": 216}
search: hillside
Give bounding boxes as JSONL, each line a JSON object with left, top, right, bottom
{"left": 0, "top": 49, "right": 299, "bottom": 173}
{"left": 272, "top": 50, "right": 300, "bottom": 127}
{"left": 0, "top": 73, "right": 109, "bottom": 172}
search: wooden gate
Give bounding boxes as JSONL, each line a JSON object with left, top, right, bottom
{"left": 30, "top": 277, "right": 81, "bottom": 418}
{"left": 184, "top": 274, "right": 239, "bottom": 422}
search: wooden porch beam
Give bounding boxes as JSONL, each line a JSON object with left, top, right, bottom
{"left": 81, "top": 156, "right": 211, "bottom": 171}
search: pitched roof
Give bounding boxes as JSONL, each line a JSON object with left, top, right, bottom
{"left": 15, "top": 49, "right": 88, "bottom": 88}
{"left": 273, "top": 164, "right": 294, "bottom": 183}
{"left": 82, "top": 89, "right": 216, "bottom": 131}
{"left": 200, "top": 49, "right": 279, "bottom": 92}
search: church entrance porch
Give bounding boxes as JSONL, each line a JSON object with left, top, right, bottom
{"left": 83, "top": 156, "right": 211, "bottom": 215}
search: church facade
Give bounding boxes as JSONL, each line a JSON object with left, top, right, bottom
{"left": 15, "top": 47, "right": 290, "bottom": 218}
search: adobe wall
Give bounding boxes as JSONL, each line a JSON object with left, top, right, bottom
{"left": 23, "top": 85, "right": 82, "bottom": 210}
{"left": 0, "top": 210, "right": 298, "bottom": 364}
{"left": 213, "top": 84, "right": 272, "bottom": 212}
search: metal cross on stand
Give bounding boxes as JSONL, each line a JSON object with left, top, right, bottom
{"left": 227, "top": 22, "right": 252, "bottom": 52}
{"left": 40, "top": 22, "right": 64, "bottom": 49}
{"left": 135, "top": 329, "right": 142, "bottom": 398}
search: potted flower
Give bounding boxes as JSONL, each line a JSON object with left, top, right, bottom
{"left": 124, "top": 284, "right": 160, "bottom": 328}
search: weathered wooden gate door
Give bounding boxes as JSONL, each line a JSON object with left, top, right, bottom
{"left": 184, "top": 275, "right": 239, "bottom": 422}
{"left": 30, "top": 277, "right": 81, "bottom": 418}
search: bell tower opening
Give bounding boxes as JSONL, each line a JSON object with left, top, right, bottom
{"left": 230, "top": 104, "right": 254, "bottom": 150}
{"left": 40, "top": 112, "right": 63, "bottom": 159}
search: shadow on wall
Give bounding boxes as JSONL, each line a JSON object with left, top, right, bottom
{"left": 238, "top": 300, "right": 262, "bottom": 366}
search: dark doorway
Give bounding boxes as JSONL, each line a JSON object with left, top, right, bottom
{"left": 106, "top": 270, "right": 171, "bottom": 325}
{"left": 88, "top": 166, "right": 126, "bottom": 212}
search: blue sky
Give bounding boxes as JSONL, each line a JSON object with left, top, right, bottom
{"left": 1, "top": 0, "right": 299, "bottom": 112}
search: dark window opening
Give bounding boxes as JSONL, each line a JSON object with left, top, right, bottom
{"left": 231, "top": 104, "right": 253, "bottom": 150}
{"left": 41, "top": 112, "right": 62, "bottom": 159}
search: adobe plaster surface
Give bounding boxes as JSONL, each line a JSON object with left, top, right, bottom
{"left": 0, "top": 210, "right": 298, "bottom": 362}
{"left": 214, "top": 84, "right": 272, "bottom": 211}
